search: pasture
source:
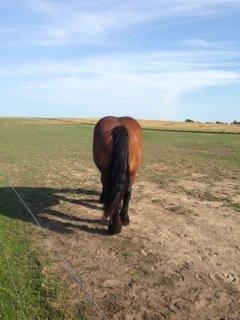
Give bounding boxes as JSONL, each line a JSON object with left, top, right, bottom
{"left": 0, "top": 118, "right": 240, "bottom": 319}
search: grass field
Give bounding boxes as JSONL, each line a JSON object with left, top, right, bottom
{"left": 0, "top": 190, "right": 66, "bottom": 320}
{"left": 0, "top": 118, "right": 240, "bottom": 319}
{"left": 1, "top": 117, "right": 240, "bottom": 133}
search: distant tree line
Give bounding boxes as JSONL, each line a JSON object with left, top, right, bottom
{"left": 184, "top": 119, "right": 240, "bottom": 125}
{"left": 232, "top": 120, "right": 240, "bottom": 125}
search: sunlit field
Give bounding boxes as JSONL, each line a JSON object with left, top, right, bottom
{"left": 0, "top": 118, "right": 240, "bottom": 319}
{"left": 1, "top": 117, "right": 240, "bottom": 133}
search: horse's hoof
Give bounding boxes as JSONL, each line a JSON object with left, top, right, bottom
{"left": 108, "top": 223, "right": 122, "bottom": 234}
{"left": 120, "top": 214, "right": 130, "bottom": 226}
{"left": 121, "top": 218, "right": 130, "bottom": 226}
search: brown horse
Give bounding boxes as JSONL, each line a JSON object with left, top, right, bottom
{"left": 93, "top": 116, "right": 143, "bottom": 234}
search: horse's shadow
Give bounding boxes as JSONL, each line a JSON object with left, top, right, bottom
{"left": 0, "top": 186, "right": 109, "bottom": 236}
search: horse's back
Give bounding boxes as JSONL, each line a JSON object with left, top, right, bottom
{"left": 93, "top": 116, "right": 142, "bottom": 174}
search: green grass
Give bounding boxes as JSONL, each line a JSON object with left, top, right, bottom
{"left": 142, "top": 129, "right": 240, "bottom": 183}
{"left": 0, "top": 120, "right": 240, "bottom": 318}
{"left": 0, "top": 187, "right": 65, "bottom": 320}
{"left": 1, "top": 123, "right": 240, "bottom": 185}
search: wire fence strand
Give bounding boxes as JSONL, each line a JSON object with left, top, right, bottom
{"left": 0, "top": 239, "right": 27, "bottom": 320}
{"left": 10, "top": 186, "right": 110, "bottom": 320}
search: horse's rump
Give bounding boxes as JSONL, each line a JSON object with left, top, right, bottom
{"left": 93, "top": 116, "right": 143, "bottom": 233}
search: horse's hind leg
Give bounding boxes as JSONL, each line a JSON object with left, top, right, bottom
{"left": 100, "top": 186, "right": 106, "bottom": 203}
{"left": 120, "top": 172, "right": 136, "bottom": 226}
{"left": 108, "top": 211, "right": 122, "bottom": 234}
{"left": 120, "top": 189, "right": 132, "bottom": 226}
{"left": 107, "top": 197, "right": 122, "bottom": 233}
{"left": 100, "top": 172, "right": 108, "bottom": 203}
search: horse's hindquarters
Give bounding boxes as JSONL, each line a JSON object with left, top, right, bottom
{"left": 93, "top": 116, "right": 143, "bottom": 234}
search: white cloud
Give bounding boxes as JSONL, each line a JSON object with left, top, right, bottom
{"left": 1, "top": 49, "right": 239, "bottom": 118}
{"left": 181, "top": 39, "right": 217, "bottom": 48}
{"left": 1, "top": 49, "right": 239, "bottom": 76}
{"left": 1, "top": 1, "right": 239, "bottom": 119}
{"left": 180, "top": 39, "right": 240, "bottom": 50}
{"left": 18, "top": 0, "right": 240, "bottom": 46}
{"left": 29, "top": 0, "right": 60, "bottom": 14}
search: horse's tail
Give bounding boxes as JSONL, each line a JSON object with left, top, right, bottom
{"left": 104, "top": 126, "right": 129, "bottom": 219}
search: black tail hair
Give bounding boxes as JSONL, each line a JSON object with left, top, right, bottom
{"left": 104, "top": 126, "right": 129, "bottom": 218}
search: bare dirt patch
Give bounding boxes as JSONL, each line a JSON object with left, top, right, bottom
{"left": 19, "top": 170, "right": 240, "bottom": 320}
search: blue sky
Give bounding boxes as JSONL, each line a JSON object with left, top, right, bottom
{"left": 0, "top": 0, "right": 240, "bottom": 121}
